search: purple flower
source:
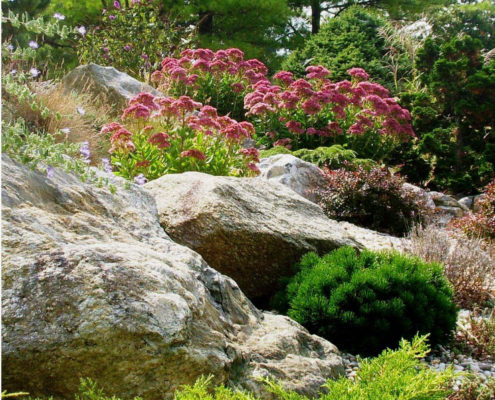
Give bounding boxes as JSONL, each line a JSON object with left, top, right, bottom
{"left": 10, "top": 69, "right": 17, "bottom": 75}
{"left": 76, "top": 107, "right": 86, "bottom": 116}
{"left": 80, "top": 141, "right": 91, "bottom": 163}
{"left": 114, "top": 0, "right": 121, "bottom": 9}
{"left": 124, "top": 45, "right": 131, "bottom": 51}
{"left": 101, "top": 158, "right": 113, "bottom": 173}
{"left": 134, "top": 174, "right": 147, "bottom": 185}
{"left": 141, "top": 54, "right": 148, "bottom": 60}
{"left": 103, "top": 46, "right": 109, "bottom": 53}
{"left": 7, "top": 44, "right": 14, "bottom": 51}
{"left": 28, "top": 41, "right": 38, "bottom": 49}
{"left": 77, "top": 26, "right": 87, "bottom": 35}
{"left": 109, "top": 15, "right": 116, "bottom": 20}
{"left": 53, "top": 13, "right": 65, "bottom": 20}
{"left": 46, "top": 166, "right": 55, "bottom": 179}
{"left": 29, "top": 68, "right": 40, "bottom": 77}
{"left": 60, "top": 127, "right": 71, "bottom": 134}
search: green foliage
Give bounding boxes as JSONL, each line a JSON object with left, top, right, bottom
{"left": 282, "top": 7, "right": 402, "bottom": 91}
{"left": 2, "top": 118, "right": 116, "bottom": 192}
{"left": 259, "top": 146, "right": 293, "bottom": 159}
{"left": 293, "top": 146, "right": 374, "bottom": 169}
{"left": 2, "top": 71, "right": 61, "bottom": 121}
{"left": 266, "top": 335, "right": 455, "bottom": 400}
{"left": 260, "top": 145, "right": 376, "bottom": 169}
{"left": 77, "top": 1, "right": 195, "bottom": 81}
{"left": 175, "top": 376, "right": 255, "bottom": 400}
{"left": 429, "top": 1, "right": 495, "bottom": 51}
{"left": 168, "top": 0, "right": 294, "bottom": 72}
{"left": 2, "top": 5, "right": 81, "bottom": 77}
{"left": 412, "top": 34, "right": 495, "bottom": 192}
{"left": 273, "top": 247, "right": 457, "bottom": 356}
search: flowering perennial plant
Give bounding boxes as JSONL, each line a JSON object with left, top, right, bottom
{"left": 101, "top": 92, "right": 260, "bottom": 181}
{"left": 245, "top": 66, "right": 414, "bottom": 160}
{"left": 152, "top": 48, "right": 269, "bottom": 121}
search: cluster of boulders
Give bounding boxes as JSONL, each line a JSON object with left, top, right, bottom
{"left": 257, "top": 153, "right": 478, "bottom": 226}
{"left": 2, "top": 64, "right": 487, "bottom": 399}
{"left": 2, "top": 155, "right": 349, "bottom": 399}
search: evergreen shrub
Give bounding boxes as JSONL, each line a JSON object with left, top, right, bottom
{"left": 273, "top": 247, "right": 457, "bottom": 356}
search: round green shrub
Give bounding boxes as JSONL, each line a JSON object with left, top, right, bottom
{"left": 275, "top": 247, "right": 457, "bottom": 356}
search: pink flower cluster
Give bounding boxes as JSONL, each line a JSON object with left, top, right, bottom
{"left": 101, "top": 92, "right": 260, "bottom": 170}
{"left": 151, "top": 48, "right": 269, "bottom": 91}
{"left": 101, "top": 122, "right": 136, "bottom": 153}
{"left": 246, "top": 66, "right": 414, "bottom": 140}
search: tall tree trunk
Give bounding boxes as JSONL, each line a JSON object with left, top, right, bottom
{"left": 198, "top": 11, "right": 213, "bottom": 35}
{"left": 311, "top": 0, "right": 321, "bottom": 34}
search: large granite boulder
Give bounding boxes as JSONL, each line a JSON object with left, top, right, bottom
{"left": 61, "top": 63, "right": 161, "bottom": 112}
{"left": 257, "top": 154, "right": 326, "bottom": 201}
{"left": 145, "top": 172, "right": 404, "bottom": 304}
{"left": 1, "top": 156, "right": 344, "bottom": 399}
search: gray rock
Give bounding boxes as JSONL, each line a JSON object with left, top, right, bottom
{"left": 145, "top": 172, "right": 404, "bottom": 303}
{"left": 458, "top": 196, "right": 474, "bottom": 210}
{"left": 401, "top": 183, "right": 436, "bottom": 209}
{"left": 61, "top": 63, "right": 161, "bottom": 112}
{"left": 429, "top": 191, "right": 468, "bottom": 224}
{"left": 258, "top": 154, "right": 326, "bottom": 201}
{"left": 1, "top": 156, "right": 344, "bottom": 399}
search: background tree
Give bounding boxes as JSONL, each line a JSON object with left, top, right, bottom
{"left": 165, "top": 0, "right": 294, "bottom": 72}
{"left": 428, "top": 0, "right": 495, "bottom": 51}
{"left": 287, "top": 0, "right": 452, "bottom": 35}
{"left": 407, "top": 35, "right": 495, "bottom": 192}
{"left": 282, "top": 7, "right": 406, "bottom": 91}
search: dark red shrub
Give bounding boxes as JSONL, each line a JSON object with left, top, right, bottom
{"left": 315, "top": 165, "right": 427, "bottom": 236}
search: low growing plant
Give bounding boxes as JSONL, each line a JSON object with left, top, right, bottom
{"left": 245, "top": 66, "right": 414, "bottom": 159}
{"left": 259, "top": 145, "right": 376, "bottom": 170}
{"left": 452, "top": 179, "right": 495, "bottom": 240}
{"left": 152, "top": 48, "right": 269, "bottom": 121}
{"left": 454, "top": 309, "right": 495, "bottom": 359}
{"left": 448, "top": 374, "right": 495, "bottom": 400}
{"left": 2, "top": 118, "right": 116, "bottom": 192}
{"left": 315, "top": 165, "right": 427, "bottom": 236}
{"left": 102, "top": 92, "right": 260, "bottom": 182}
{"left": 273, "top": 247, "right": 458, "bottom": 356}
{"left": 16, "top": 336, "right": 457, "bottom": 400}
{"left": 407, "top": 224, "right": 495, "bottom": 308}
{"left": 266, "top": 335, "right": 455, "bottom": 400}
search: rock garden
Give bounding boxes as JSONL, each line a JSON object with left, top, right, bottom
{"left": 2, "top": 1, "right": 494, "bottom": 399}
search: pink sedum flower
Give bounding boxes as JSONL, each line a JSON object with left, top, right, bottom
{"left": 121, "top": 103, "right": 151, "bottom": 120}
{"left": 347, "top": 67, "right": 370, "bottom": 81}
{"left": 148, "top": 132, "right": 171, "bottom": 149}
{"left": 181, "top": 149, "right": 206, "bottom": 161}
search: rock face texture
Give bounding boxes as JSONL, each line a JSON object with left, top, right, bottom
{"left": 145, "top": 172, "right": 404, "bottom": 303}
{"left": 1, "top": 156, "right": 344, "bottom": 399}
{"left": 61, "top": 63, "right": 161, "bottom": 111}
{"left": 429, "top": 191, "right": 468, "bottom": 224}
{"left": 258, "top": 154, "right": 326, "bottom": 201}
